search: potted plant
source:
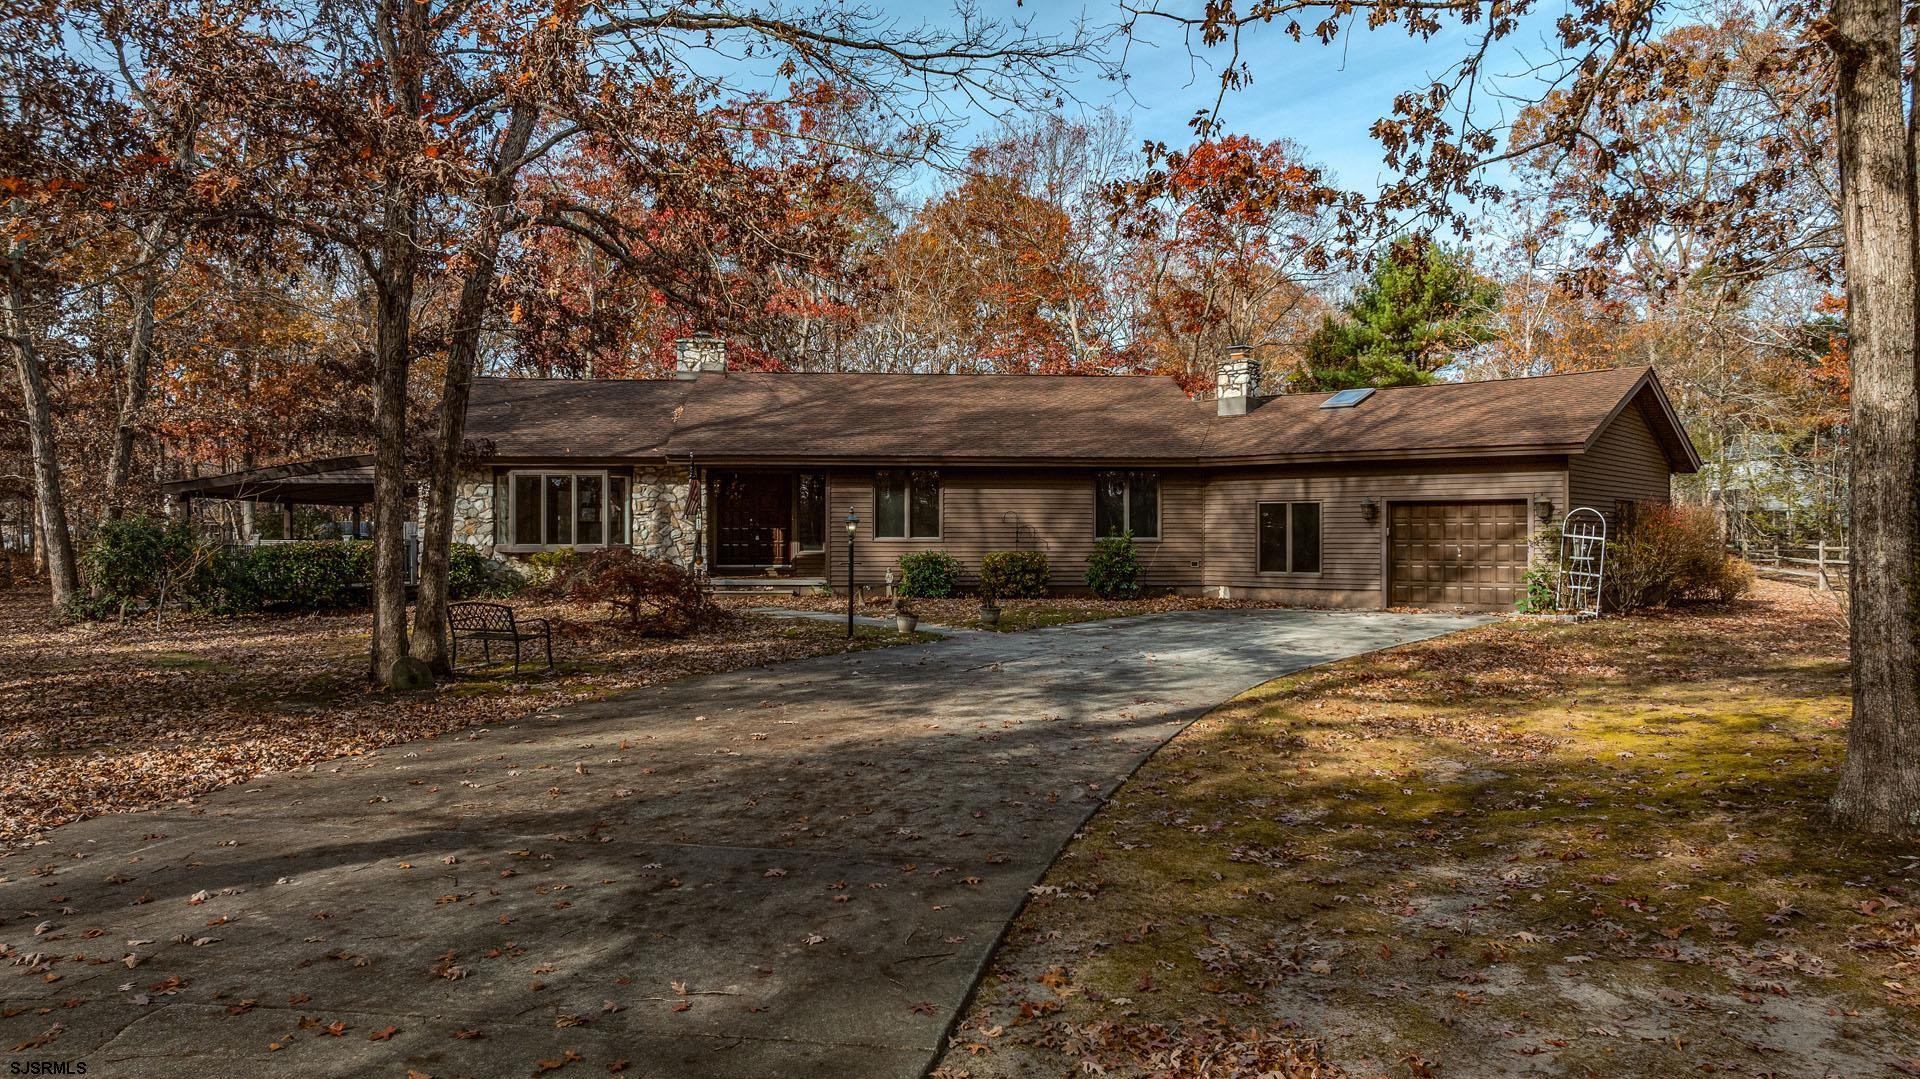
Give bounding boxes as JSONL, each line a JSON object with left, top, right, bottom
{"left": 894, "top": 599, "right": 919, "bottom": 634}
{"left": 976, "top": 583, "right": 1001, "bottom": 626}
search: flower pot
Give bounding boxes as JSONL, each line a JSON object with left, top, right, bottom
{"left": 977, "top": 604, "right": 1001, "bottom": 626}
{"left": 896, "top": 614, "right": 918, "bottom": 634}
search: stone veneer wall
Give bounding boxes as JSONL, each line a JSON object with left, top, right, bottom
{"left": 452, "top": 468, "right": 496, "bottom": 552}
{"left": 448, "top": 465, "right": 700, "bottom": 570}
{"left": 629, "top": 464, "right": 699, "bottom": 568}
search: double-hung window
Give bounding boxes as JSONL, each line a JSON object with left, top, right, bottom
{"left": 874, "top": 470, "right": 940, "bottom": 539}
{"left": 1094, "top": 472, "right": 1159, "bottom": 539}
{"left": 496, "top": 470, "right": 628, "bottom": 548}
{"left": 1257, "top": 501, "right": 1321, "bottom": 574}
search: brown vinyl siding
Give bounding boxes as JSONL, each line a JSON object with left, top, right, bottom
{"left": 826, "top": 468, "right": 1206, "bottom": 591}
{"left": 1202, "top": 462, "right": 1565, "bottom": 605}
{"left": 1568, "top": 398, "right": 1674, "bottom": 518}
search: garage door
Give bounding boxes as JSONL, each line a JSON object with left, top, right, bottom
{"left": 1389, "top": 501, "right": 1529, "bottom": 609}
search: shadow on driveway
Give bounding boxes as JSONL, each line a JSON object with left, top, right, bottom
{"left": 0, "top": 608, "right": 1491, "bottom": 1078}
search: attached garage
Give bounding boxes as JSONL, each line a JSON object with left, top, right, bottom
{"left": 1388, "top": 501, "right": 1530, "bottom": 610}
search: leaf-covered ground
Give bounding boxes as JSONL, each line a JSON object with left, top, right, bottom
{"left": 936, "top": 582, "right": 1920, "bottom": 1077}
{"left": 0, "top": 590, "right": 916, "bottom": 846}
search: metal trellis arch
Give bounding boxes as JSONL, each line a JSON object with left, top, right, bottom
{"left": 1557, "top": 507, "right": 1608, "bottom": 618}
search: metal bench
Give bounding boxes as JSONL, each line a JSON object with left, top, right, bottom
{"left": 447, "top": 601, "right": 552, "bottom": 674}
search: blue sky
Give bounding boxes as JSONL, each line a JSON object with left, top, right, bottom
{"left": 750, "top": 2, "right": 1569, "bottom": 196}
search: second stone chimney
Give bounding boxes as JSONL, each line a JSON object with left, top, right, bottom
{"left": 1215, "top": 343, "right": 1261, "bottom": 416}
{"left": 673, "top": 332, "right": 727, "bottom": 378}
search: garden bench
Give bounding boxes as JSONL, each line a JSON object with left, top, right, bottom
{"left": 447, "top": 601, "right": 553, "bottom": 674}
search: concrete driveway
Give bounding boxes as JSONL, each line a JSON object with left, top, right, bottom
{"left": 1, "top": 608, "right": 1489, "bottom": 1078}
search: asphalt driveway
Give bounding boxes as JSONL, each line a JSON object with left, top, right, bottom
{"left": 1, "top": 608, "right": 1490, "bottom": 1078}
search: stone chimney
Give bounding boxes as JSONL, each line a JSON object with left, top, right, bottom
{"left": 1215, "top": 343, "right": 1261, "bottom": 416}
{"left": 673, "top": 332, "right": 727, "bottom": 378}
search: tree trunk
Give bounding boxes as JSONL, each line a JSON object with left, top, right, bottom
{"left": 1824, "top": 0, "right": 1920, "bottom": 833}
{"left": 3, "top": 258, "right": 81, "bottom": 609}
{"left": 368, "top": 192, "right": 419, "bottom": 686}
{"left": 101, "top": 234, "right": 165, "bottom": 523}
{"left": 411, "top": 104, "right": 536, "bottom": 674}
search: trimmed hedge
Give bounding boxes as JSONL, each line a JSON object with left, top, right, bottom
{"left": 978, "top": 550, "right": 1049, "bottom": 599}
{"left": 74, "top": 533, "right": 518, "bottom": 619}
{"left": 895, "top": 550, "right": 963, "bottom": 598}
{"left": 212, "top": 541, "right": 372, "bottom": 612}
{"left": 216, "top": 541, "right": 509, "bottom": 611}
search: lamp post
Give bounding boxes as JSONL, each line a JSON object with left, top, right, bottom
{"left": 844, "top": 509, "right": 858, "bottom": 637}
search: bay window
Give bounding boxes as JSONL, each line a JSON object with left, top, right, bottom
{"left": 496, "top": 470, "right": 628, "bottom": 548}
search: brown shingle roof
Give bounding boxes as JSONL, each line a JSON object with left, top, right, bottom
{"left": 1202, "top": 366, "right": 1686, "bottom": 462}
{"left": 464, "top": 366, "right": 1697, "bottom": 469}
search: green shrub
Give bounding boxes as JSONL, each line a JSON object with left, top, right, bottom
{"left": 214, "top": 541, "right": 371, "bottom": 612}
{"left": 1604, "top": 503, "right": 1752, "bottom": 611}
{"left": 523, "top": 548, "right": 579, "bottom": 592}
{"left": 1515, "top": 564, "right": 1557, "bottom": 613}
{"left": 80, "top": 515, "right": 218, "bottom": 621}
{"left": 448, "top": 543, "right": 519, "bottom": 598}
{"left": 896, "top": 550, "right": 962, "bottom": 598}
{"left": 978, "top": 550, "right": 1049, "bottom": 600}
{"left": 1084, "top": 533, "right": 1141, "bottom": 598}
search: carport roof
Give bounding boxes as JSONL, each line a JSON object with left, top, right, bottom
{"left": 157, "top": 455, "right": 380, "bottom": 505}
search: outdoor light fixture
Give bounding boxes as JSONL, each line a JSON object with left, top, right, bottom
{"left": 844, "top": 510, "right": 859, "bottom": 637}
{"left": 1534, "top": 494, "right": 1555, "bottom": 523}
{"left": 1360, "top": 496, "right": 1380, "bottom": 523}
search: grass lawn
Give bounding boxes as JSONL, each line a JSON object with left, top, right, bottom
{"left": 937, "top": 582, "right": 1920, "bottom": 1078}
{"left": 0, "top": 588, "right": 919, "bottom": 846}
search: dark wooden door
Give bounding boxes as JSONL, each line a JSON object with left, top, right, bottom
{"left": 714, "top": 472, "right": 792, "bottom": 568}
{"left": 1389, "top": 501, "right": 1528, "bottom": 609}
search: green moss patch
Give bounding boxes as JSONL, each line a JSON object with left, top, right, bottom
{"left": 938, "top": 585, "right": 1920, "bottom": 1078}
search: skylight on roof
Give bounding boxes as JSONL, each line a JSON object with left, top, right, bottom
{"left": 1320, "top": 388, "right": 1375, "bottom": 409}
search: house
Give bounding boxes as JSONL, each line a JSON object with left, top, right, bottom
{"left": 447, "top": 340, "right": 1697, "bottom": 610}
{"left": 162, "top": 340, "right": 1699, "bottom": 611}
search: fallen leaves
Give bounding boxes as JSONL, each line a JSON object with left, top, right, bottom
{"left": 938, "top": 583, "right": 1911, "bottom": 1077}
{"left": 532, "top": 1049, "right": 583, "bottom": 1073}
{"left": 0, "top": 594, "right": 914, "bottom": 845}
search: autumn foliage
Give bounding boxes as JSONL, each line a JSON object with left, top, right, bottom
{"left": 560, "top": 550, "right": 726, "bottom": 636}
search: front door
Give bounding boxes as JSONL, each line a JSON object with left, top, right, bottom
{"left": 713, "top": 472, "right": 792, "bottom": 568}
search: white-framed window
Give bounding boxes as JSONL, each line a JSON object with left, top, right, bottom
{"left": 1257, "top": 501, "right": 1321, "bottom": 574}
{"left": 796, "top": 472, "right": 827, "bottom": 551}
{"left": 495, "top": 470, "right": 628, "bottom": 548}
{"left": 875, "top": 469, "right": 940, "bottom": 539}
{"left": 1095, "top": 471, "right": 1160, "bottom": 539}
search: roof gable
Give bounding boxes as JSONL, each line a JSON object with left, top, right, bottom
{"left": 1576, "top": 370, "right": 1702, "bottom": 473}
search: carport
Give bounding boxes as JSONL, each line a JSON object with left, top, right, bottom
{"left": 156, "top": 454, "right": 381, "bottom": 539}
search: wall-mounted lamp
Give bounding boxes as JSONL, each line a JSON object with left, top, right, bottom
{"left": 1360, "top": 496, "right": 1380, "bottom": 523}
{"left": 1533, "top": 494, "right": 1555, "bottom": 523}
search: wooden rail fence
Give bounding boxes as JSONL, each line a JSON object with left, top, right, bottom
{"left": 1737, "top": 540, "right": 1848, "bottom": 592}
